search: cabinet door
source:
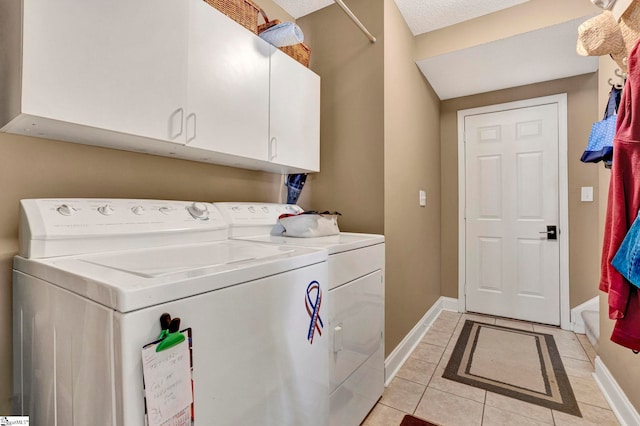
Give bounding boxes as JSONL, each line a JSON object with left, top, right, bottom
{"left": 269, "top": 47, "right": 321, "bottom": 172}
{"left": 21, "top": 0, "right": 189, "bottom": 143}
{"left": 185, "top": 0, "right": 270, "bottom": 161}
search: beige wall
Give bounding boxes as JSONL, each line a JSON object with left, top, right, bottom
{"left": 297, "top": 0, "right": 385, "bottom": 233}
{"left": 415, "top": 0, "right": 600, "bottom": 59}
{"left": 440, "top": 73, "right": 600, "bottom": 307}
{"left": 597, "top": 55, "right": 640, "bottom": 411}
{"left": 383, "top": 1, "right": 442, "bottom": 356}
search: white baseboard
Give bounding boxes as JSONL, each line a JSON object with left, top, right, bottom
{"left": 594, "top": 356, "right": 640, "bottom": 426}
{"left": 441, "top": 296, "right": 459, "bottom": 312}
{"left": 570, "top": 296, "right": 599, "bottom": 334}
{"left": 384, "top": 297, "right": 458, "bottom": 386}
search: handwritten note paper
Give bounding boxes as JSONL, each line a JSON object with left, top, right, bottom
{"left": 142, "top": 332, "right": 193, "bottom": 426}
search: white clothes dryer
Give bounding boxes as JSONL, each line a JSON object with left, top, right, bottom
{"left": 13, "top": 198, "right": 329, "bottom": 426}
{"left": 213, "top": 202, "right": 385, "bottom": 426}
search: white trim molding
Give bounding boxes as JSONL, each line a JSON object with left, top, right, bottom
{"left": 457, "top": 94, "right": 571, "bottom": 330}
{"left": 384, "top": 297, "right": 458, "bottom": 385}
{"left": 594, "top": 356, "right": 640, "bottom": 426}
{"left": 570, "top": 296, "right": 599, "bottom": 334}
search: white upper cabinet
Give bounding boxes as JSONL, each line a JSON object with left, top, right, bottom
{"left": 20, "top": 0, "right": 188, "bottom": 143}
{"left": 269, "top": 47, "right": 321, "bottom": 172}
{"left": 1, "top": 0, "right": 320, "bottom": 173}
{"left": 185, "top": 1, "right": 270, "bottom": 161}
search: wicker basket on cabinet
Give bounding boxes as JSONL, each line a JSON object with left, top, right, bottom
{"left": 204, "top": 0, "right": 260, "bottom": 34}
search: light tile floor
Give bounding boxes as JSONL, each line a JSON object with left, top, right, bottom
{"left": 362, "top": 311, "right": 619, "bottom": 426}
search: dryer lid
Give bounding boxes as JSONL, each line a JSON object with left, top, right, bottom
{"left": 78, "top": 241, "right": 294, "bottom": 278}
{"left": 233, "top": 232, "right": 384, "bottom": 254}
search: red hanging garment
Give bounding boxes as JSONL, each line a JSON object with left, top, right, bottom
{"left": 601, "top": 38, "right": 640, "bottom": 351}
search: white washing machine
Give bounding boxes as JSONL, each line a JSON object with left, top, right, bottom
{"left": 12, "top": 198, "right": 329, "bottom": 426}
{"left": 213, "top": 202, "right": 385, "bottom": 426}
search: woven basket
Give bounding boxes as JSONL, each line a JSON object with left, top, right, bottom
{"left": 279, "top": 43, "right": 311, "bottom": 67}
{"left": 204, "top": 0, "right": 260, "bottom": 34}
{"left": 258, "top": 11, "right": 311, "bottom": 67}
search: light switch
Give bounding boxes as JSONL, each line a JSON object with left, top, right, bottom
{"left": 581, "top": 186, "right": 593, "bottom": 202}
{"left": 419, "top": 190, "right": 426, "bottom": 207}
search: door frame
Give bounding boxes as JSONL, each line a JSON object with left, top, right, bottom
{"left": 457, "top": 94, "right": 570, "bottom": 330}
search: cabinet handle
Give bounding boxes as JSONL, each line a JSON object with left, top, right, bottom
{"left": 169, "top": 108, "right": 184, "bottom": 140}
{"left": 333, "top": 324, "right": 343, "bottom": 353}
{"left": 269, "top": 137, "right": 277, "bottom": 161}
{"left": 186, "top": 113, "right": 197, "bottom": 144}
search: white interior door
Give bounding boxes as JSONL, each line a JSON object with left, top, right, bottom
{"left": 463, "top": 101, "right": 561, "bottom": 325}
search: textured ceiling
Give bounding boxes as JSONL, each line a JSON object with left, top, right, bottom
{"left": 395, "top": 0, "right": 529, "bottom": 35}
{"left": 272, "top": 0, "right": 531, "bottom": 35}
{"left": 416, "top": 17, "right": 599, "bottom": 100}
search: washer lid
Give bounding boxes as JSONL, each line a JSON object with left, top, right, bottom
{"left": 78, "top": 242, "right": 293, "bottom": 278}
{"left": 15, "top": 240, "right": 327, "bottom": 312}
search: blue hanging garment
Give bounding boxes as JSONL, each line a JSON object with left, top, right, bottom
{"left": 285, "top": 174, "right": 307, "bottom": 204}
{"left": 612, "top": 211, "right": 640, "bottom": 289}
{"left": 581, "top": 85, "right": 621, "bottom": 164}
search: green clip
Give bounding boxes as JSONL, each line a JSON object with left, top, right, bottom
{"left": 155, "top": 331, "right": 185, "bottom": 352}
{"left": 156, "top": 317, "right": 185, "bottom": 352}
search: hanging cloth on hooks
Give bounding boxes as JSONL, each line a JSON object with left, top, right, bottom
{"left": 601, "top": 38, "right": 640, "bottom": 352}
{"left": 580, "top": 85, "right": 621, "bottom": 164}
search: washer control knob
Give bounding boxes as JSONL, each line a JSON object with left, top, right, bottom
{"left": 187, "top": 202, "right": 209, "bottom": 220}
{"left": 98, "top": 204, "right": 115, "bottom": 216}
{"left": 57, "top": 204, "right": 77, "bottom": 216}
{"left": 131, "top": 205, "right": 145, "bottom": 215}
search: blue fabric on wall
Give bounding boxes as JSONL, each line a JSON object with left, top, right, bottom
{"left": 612, "top": 212, "right": 640, "bottom": 289}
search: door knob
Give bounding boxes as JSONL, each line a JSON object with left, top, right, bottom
{"left": 539, "top": 225, "right": 557, "bottom": 240}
